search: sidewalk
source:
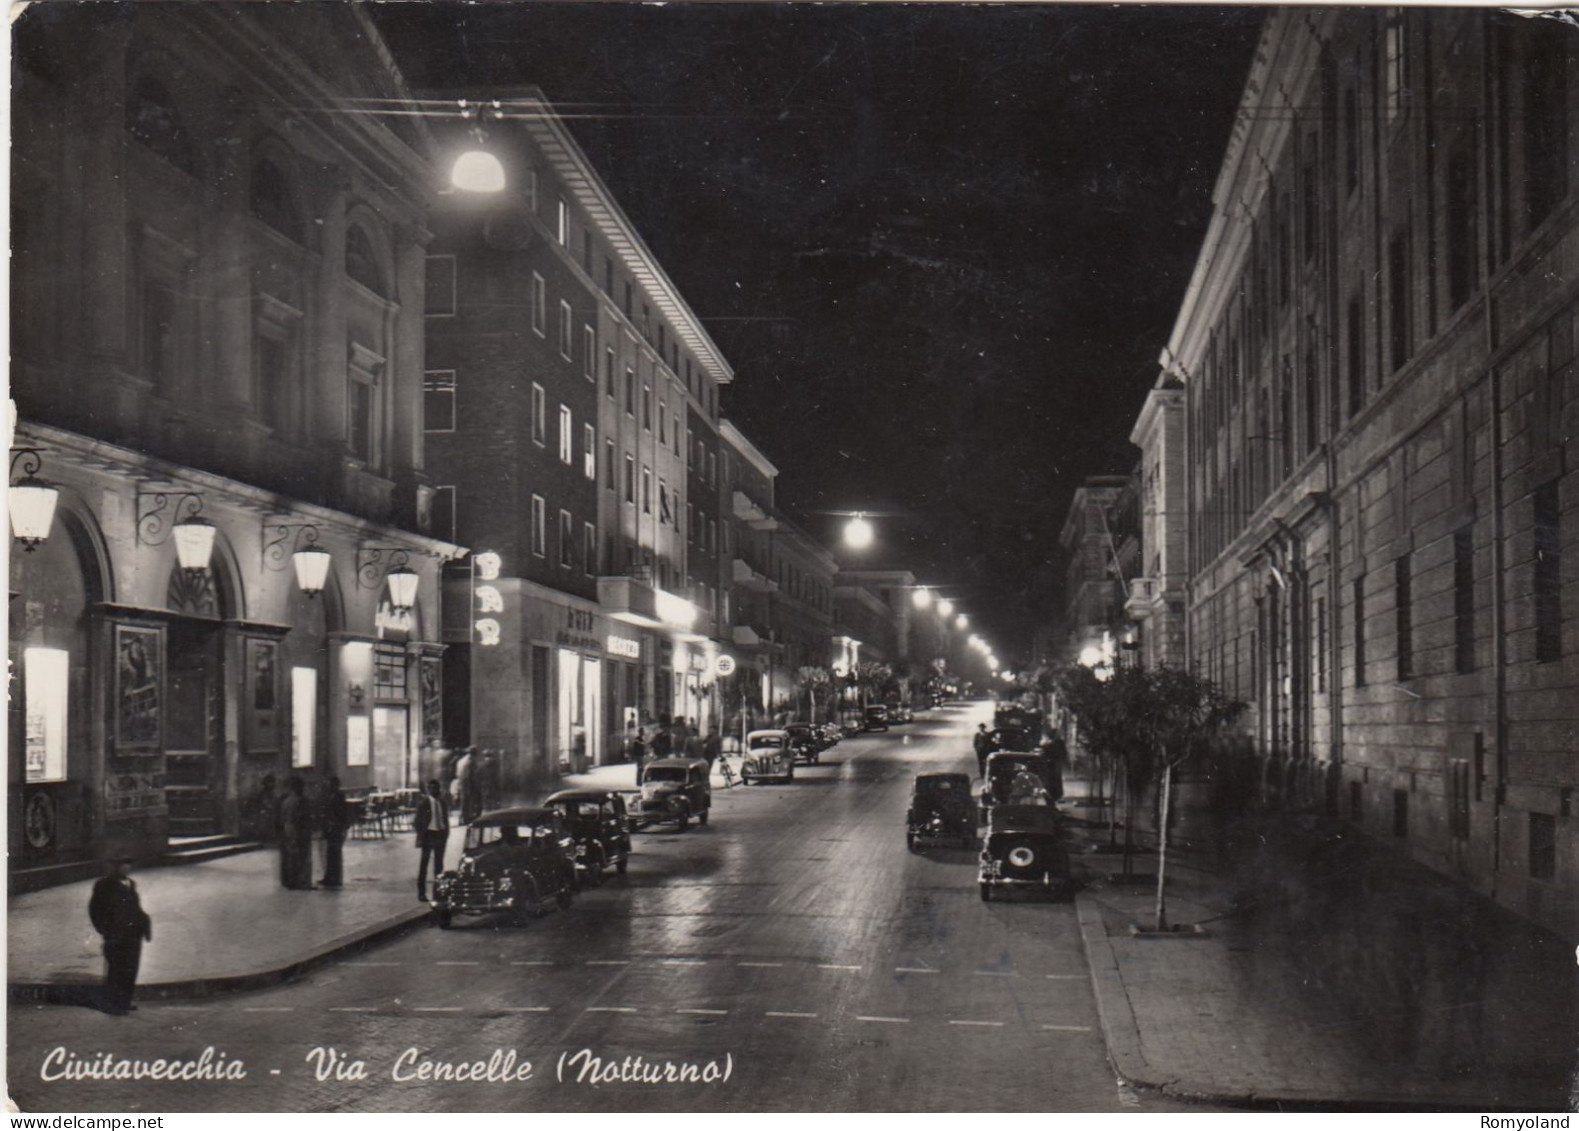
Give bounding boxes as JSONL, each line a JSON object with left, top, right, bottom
{"left": 1066, "top": 780, "right": 1574, "bottom": 1110}
{"left": 7, "top": 757, "right": 739, "bottom": 1003}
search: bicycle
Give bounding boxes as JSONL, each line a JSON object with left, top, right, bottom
{"left": 716, "top": 756, "right": 738, "bottom": 789}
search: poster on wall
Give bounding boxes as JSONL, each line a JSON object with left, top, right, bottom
{"left": 420, "top": 655, "right": 443, "bottom": 745}
{"left": 113, "top": 624, "right": 162, "bottom": 754}
{"left": 245, "top": 638, "right": 280, "bottom": 753}
{"left": 346, "top": 713, "right": 371, "bottom": 767}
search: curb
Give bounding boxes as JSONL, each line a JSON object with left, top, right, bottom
{"left": 1074, "top": 891, "right": 1530, "bottom": 1111}
{"left": 8, "top": 904, "right": 433, "bottom": 1006}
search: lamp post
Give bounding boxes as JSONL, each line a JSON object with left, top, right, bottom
{"left": 451, "top": 101, "right": 506, "bottom": 193}
{"left": 843, "top": 513, "right": 874, "bottom": 551}
{"left": 8, "top": 448, "right": 59, "bottom": 551}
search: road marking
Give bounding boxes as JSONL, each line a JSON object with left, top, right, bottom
{"left": 676, "top": 1008, "right": 728, "bottom": 1015}
{"left": 502, "top": 1007, "right": 551, "bottom": 1013}
{"left": 765, "top": 1011, "right": 817, "bottom": 1019}
{"left": 329, "top": 1007, "right": 377, "bottom": 1013}
{"left": 1042, "top": 1024, "right": 1093, "bottom": 1032}
{"left": 242, "top": 1007, "right": 295, "bottom": 1013}
{"left": 586, "top": 960, "right": 629, "bottom": 967}
{"left": 895, "top": 967, "right": 938, "bottom": 975}
{"left": 949, "top": 1020, "right": 1005, "bottom": 1027}
{"left": 856, "top": 1015, "right": 910, "bottom": 1024}
{"left": 511, "top": 961, "right": 555, "bottom": 966}
{"left": 586, "top": 1006, "right": 638, "bottom": 1013}
{"left": 738, "top": 961, "right": 783, "bottom": 968}
{"left": 342, "top": 961, "right": 400, "bottom": 967}
{"left": 1045, "top": 974, "right": 1084, "bottom": 980}
{"left": 269, "top": 1070, "right": 281, "bottom": 1076}
{"left": 661, "top": 959, "right": 708, "bottom": 966}
{"left": 436, "top": 961, "right": 480, "bottom": 966}
{"left": 817, "top": 963, "right": 862, "bottom": 971}
{"left": 413, "top": 1007, "right": 463, "bottom": 1013}
{"left": 973, "top": 969, "right": 1016, "bottom": 977}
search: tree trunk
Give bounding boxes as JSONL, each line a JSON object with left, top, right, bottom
{"left": 1154, "top": 761, "right": 1173, "bottom": 930}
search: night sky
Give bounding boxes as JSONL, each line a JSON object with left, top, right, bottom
{"left": 372, "top": 3, "right": 1266, "bottom": 662}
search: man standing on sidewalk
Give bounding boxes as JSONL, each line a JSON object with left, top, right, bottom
{"left": 319, "top": 775, "right": 349, "bottom": 888}
{"left": 88, "top": 858, "right": 151, "bottom": 1015}
{"left": 414, "top": 779, "right": 451, "bottom": 902}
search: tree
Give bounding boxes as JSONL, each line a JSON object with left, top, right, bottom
{"left": 794, "top": 665, "right": 832, "bottom": 723}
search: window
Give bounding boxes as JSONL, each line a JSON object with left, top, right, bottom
{"left": 531, "top": 495, "right": 546, "bottom": 557}
{"left": 584, "top": 522, "right": 598, "bottom": 576}
{"left": 605, "top": 439, "right": 615, "bottom": 490}
{"left": 624, "top": 454, "right": 635, "bottom": 503}
{"left": 707, "top": 452, "right": 716, "bottom": 485}
{"left": 431, "top": 485, "right": 456, "bottom": 542}
{"left": 624, "top": 367, "right": 635, "bottom": 416}
{"left": 1449, "top": 760, "right": 1471, "bottom": 840}
{"left": 24, "top": 647, "right": 68, "bottom": 783}
{"left": 1388, "top": 232, "right": 1410, "bottom": 372}
{"left": 643, "top": 382, "right": 652, "bottom": 431}
{"left": 659, "top": 400, "right": 667, "bottom": 444}
{"left": 374, "top": 644, "right": 408, "bottom": 700}
{"left": 559, "top": 301, "right": 573, "bottom": 360}
{"left": 1395, "top": 553, "right": 1413, "bottom": 680}
{"left": 659, "top": 479, "right": 672, "bottom": 525}
{"left": 142, "top": 282, "right": 180, "bottom": 394}
{"left": 559, "top": 509, "right": 574, "bottom": 569}
{"left": 531, "top": 273, "right": 546, "bottom": 337}
{"left": 558, "top": 405, "right": 573, "bottom": 464}
{"left": 623, "top": 280, "right": 632, "bottom": 318}
{"left": 1354, "top": 575, "right": 1367, "bottom": 686}
{"left": 583, "top": 327, "right": 596, "bottom": 381}
{"left": 582, "top": 229, "right": 593, "bottom": 274}
{"left": 1347, "top": 296, "right": 1364, "bottom": 418}
{"left": 1384, "top": 13, "right": 1408, "bottom": 123}
{"left": 604, "top": 257, "right": 614, "bottom": 296}
{"left": 1316, "top": 595, "right": 1327, "bottom": 693}
{"left": 1530, "top": 812, "right": 1557, "bottom": 880}
{"left": 526, "top": 166, "right": 539, "bottom": 213}
{"left": 291, "top": 666, "right": 317, "bottom": 769}
{"left": 531, "top": 383, "right": 546, "bottom": 446}
{"left": 583, "top": 423, "right": 597, "bottom": 480}
{"left": 348, "top": 372, "right": 375, "bottom": 461}
{"left": 424, "top": 370, "right": 456, "bottom": 433}
{"left": 1301, "top": 140, "right": 1318, "bottom": 262}
{"left": 1455, "top": 526, "right": 1476, "bottom": 673}
{"left": 1446, "top": 146, "right": 1478, "bottom": 313}
{"left": 1534, "top": 480, "right": 1562, "bottom": 662}
{"left": 709, "top": 519, "right": 717, "bottom": 553}
{"left": 1526, "top": 33, "right": 1569, "bottom": 228}
{"left": 642, "top": 466, "right": 652, "bottom": 514}
{"left": 256, "top": 333, "right": 293, "bottom": 434}
{"left": 557, "top": 199, "right": 569, "bottom": 245}
{"left": 605, "top": 347, "right": 616, "bottom": 399}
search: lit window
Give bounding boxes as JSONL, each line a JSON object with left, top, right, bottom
{"left": 531, "top": 495, "right": 546, "bottom": 557}
{"left": 559, "top": 405, "right": 573, "bottom": 464}
{"left": 583, "top": 423, "right": 597, "bottom": 480}
{"left": 291, "top": 666, "right": 316, "bottom": 769}
{"left": 559, "top": 301, "right": 573, "bottom": 360}
{"left": 557, "top": 198, "right": 569, "bottom": 245}
{"left": 423, "top": 370, "right": 455, "bottom": 432}
{"left": 24, "top": 647, "right": 68, "bottom": 783}
{"left": 643, "top": 466, "right": 652, "bottom": 513}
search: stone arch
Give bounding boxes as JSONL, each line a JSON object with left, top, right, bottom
{"left": 123, "top": 53, "right": 202, "bottom": 180}
{"left": 343, "top": 206, "right": 392, "bottom": 298}
{"left": 248, "top": 138, "right": 308, "bottom": 246}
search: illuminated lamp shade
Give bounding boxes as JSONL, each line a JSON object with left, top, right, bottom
{"left": 172, "top": 515, "right": 217, "bottom": 571}
{"left": 451, "top": 149, "right": 506, "bottom": 194}
{"left": 292, "top": 545, "right": 333, "bottom": 597}
{"left": 8, "top": 476, "right": 59, "bottom": 550}
{"left": 386, "top": 564, "right": 420, "bottom": 612}
{"left": 956, "top": 614, "right": 969, "bottom": 630}
{"left": 843, "top": 514, "right": 874, "bottom": 550}
{"left": 937, "top": 599, "right": 954, "bottom": 617}
{"left": 911, "top": 587, "right": 932, "bottom": 609}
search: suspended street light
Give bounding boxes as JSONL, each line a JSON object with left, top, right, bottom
{"left": 386, "top": 564, "right": 421, "bottom": 612}
{"left": 451, "top": 101, "right": 506, "bottom": 193}
{"left": 9, "top": 448, "right": 59, "bottom": 551}
{"left": 937, "top": 598, "right": 954, "bottom": 618}
{"left": 843, "top": 513, "right": 874, "bottom": 550}
{"left": 955, "top": 614, "right": 969, "bottom": 630}
{"left": 911, "top": 586, "right": 932, "bottom": 609}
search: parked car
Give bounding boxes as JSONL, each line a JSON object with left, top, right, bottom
{"left": 782, "top": 722, "right": 824, "bottom": 764}
{"left": 906, "top": 772, "right": 976, "bottom": 850}
{"left": 543, "top": 788, "right": 633, "bottom": 887}
{"left": 863, "top": 704, "right": 891, "bottom": 732}
{"left": 431, "top": 808, "right": 576, "bottom": 928}
{"left": 742, "top": 729, "right": 796, "bottom": 783}
{"left": 975, "top": 725, "right": 1037, "bottom": 774}
{"left": 979, "top": 804, "right": 1074, "bottom": 901}
{"left": 981, "top": 751, "right": 1054, "bottom": 811}
{"left": 631, "top": 758, "right": 711, "bottom": 830}
{"left": 818, "top": 722, "right": 844, "bottom": 747}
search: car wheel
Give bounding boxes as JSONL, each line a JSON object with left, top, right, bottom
{"left": 433, "top": 907, "right": 453, "bottom": 929}
{"left": 556, "top": 883, "right": 574, "bottom": 911}
{"left": 906, "top": 832, "right": 917, "bottom": 852}
{"left": 585, "top": 847, "right": 605, "bottom": 888}
{"left": 698, "top": 809, "right": 709, "bottom": 826}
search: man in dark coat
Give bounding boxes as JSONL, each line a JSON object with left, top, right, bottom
{"left": 973, "top": 724, "right": 991, "bottom": 776}
{"left": 651, "top": 719, "right": 673, "bottom": 762}
{"left": 319, "top": 775, "right": 349, "bottom": 888}
{"left": 88, "top": 858, "right": 151, "bottom": 1015}
{"left": 414, "top": 778, "right": 451, "bottom": 902}
{"left": 631, "top": 728, "right": 648, "bottom": 786}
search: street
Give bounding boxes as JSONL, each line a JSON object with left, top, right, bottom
{"left": 9, "top": 705, "right": 1217, "bottom": 1113}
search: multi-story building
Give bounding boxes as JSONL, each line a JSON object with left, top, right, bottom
{"left": 1159, "top": 9, "right": 1577, "bottom": 935}
{"left": 8, "top": 5, "right": 459, "bottom": 886}
{"left": 764, "top": 519, "right": 838, "bottom": 713}
{"left": 1126, "top": 380, "right": 1190, "bottom": 669}
{"left": 425, "top": 91, "right": 734, "bottom": 787}
{"left": 720, "top": 420, "right": 781, "bottom": 720}
{"left": 1058, "top": 476, "right": 1132, "bottom": 669}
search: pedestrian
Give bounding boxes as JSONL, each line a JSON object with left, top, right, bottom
{"left": 88, "top": 857, "right": 152, "bottom": 1015}
{"left": 702, "top": 725, "right": 722, "bottom": 772}
{"left": 319, "top": 775, "right": 349, "bottom": 888}
{"left": 479, "top": 749, "right": 500, "bottom": 811}
{"left": 631, "top": 727, "right": 648, "bottom": 786}
{"left": 683, "top": 720, "right": 703, "bottom": 760}
{"left": 651, "top": 718, "right": 673, "bottom": 761}
{"left": 250, "top": 773, "right": 279, "bottom": 844}
{"left": 973, "top": 723, "right": 991, "bottom": 776}
{"left": 276, "top": 776, "right": 314, "bottom": 890}
{"left": 456, "top": 747, "right": 479, "bottom": 823}
{"left": 572, "top": 726, "right": 588, "bottom": 775}
{"left": 414, "top": 778, "right": 451, "bottom": 902}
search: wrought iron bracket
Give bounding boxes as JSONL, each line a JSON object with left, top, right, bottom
{"left": 262, "top": 520, "right": 324, "bottom": 572}
{"left": 356, "top": 546, "right": 412, "bottom": 589}
{"left": 136, "top": 486, "right": 206, "bottom": 547}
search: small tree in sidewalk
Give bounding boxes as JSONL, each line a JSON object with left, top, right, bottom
{"left": 794, "top": 665, "right": 832, "bottom": 724}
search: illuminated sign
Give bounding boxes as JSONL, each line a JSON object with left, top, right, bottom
{"left": 606, "top": 634, "right": 641, "bottom": 659}
{"left": 475, "top": 619, "right": 502, "bottom": 647}
{"left": 474, "top": 551, "right": 502, "bottom": 581}
{"left": 474, "top": 551, "right": 505, "bottom": 646}
{"left": 654, "top": 588, "right": 697, "bottom": 632}
{"left": 475, "top": 585, "right": 504, "bottom": 614}
{"left": 715, "top": 654, "right": 737, "bottom": 677}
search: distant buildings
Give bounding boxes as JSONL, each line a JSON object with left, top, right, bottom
{"left": 1122, "top": 9, "right": 1578, "bottom": 937}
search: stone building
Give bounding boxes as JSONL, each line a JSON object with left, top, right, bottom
{"left": 1159, "top": 9, "right": 1578, "bottom": 935}
{"left": 1058, "top": 476, "right": 1132, "bottom": 671}
{"left": 9, "top": 4, "right": 459, "bottom": 887}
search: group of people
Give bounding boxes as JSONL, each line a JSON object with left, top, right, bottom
{"left": 443, "top": 746, "right": 501, "bottom": 826}
{"left": 248, "top": 773, "right": 351, "bottom": 891}
{"left": 627, "top": 716, "right": 722, "bottom": 785}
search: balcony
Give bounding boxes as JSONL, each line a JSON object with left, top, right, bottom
{"left": 732, "top": 557, "right": 779, "bottom": 592}
{"left": 732, "top": 490, "right": 778, "bottom": 531}
{"left": 599, "top": 572, "right": 711, "bottom": 639}
{"left": 1123, "top": 576, "right": 1164, "bottom": 619}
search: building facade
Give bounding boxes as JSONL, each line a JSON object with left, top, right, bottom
{"left": 1058, "top": 476, "right": 1132, "bottom": 671}
{"left": 1160, "top": 9, "right": 1578, "bottom": 936}
{"left": 1126, "top": 382, "right": 1190, "bottom": 670}
{"left": 9, "top": 4, "right": 458, "bottom": 886}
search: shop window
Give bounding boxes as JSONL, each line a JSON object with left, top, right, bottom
{"left": 24, "top": 647, "right": 69, "bottom": 783}
{"left": 291, "top": 666, "right": 317, "bottom": 769}
{"left": 374, "top": 645, "right": 408, "bottom": 700}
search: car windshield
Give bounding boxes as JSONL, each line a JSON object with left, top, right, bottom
{"left": 644, "top": 766, "right": 687, "bottom": 784}
{"left": 466, "top": 823, "right": 545, "bottom": 850}
{"left": 556, "top": 800, "right": 604, "bottom": 819}
{"left": 750, "top": 737, "right": 785, "bottom": 750}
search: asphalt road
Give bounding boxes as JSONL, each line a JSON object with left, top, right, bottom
{"left": 10, "top": 703, "right": 1224, "bottom": 1113}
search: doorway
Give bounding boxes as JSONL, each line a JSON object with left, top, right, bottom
{"left": 165, "top": 619, "right": 224, "bottom": 835}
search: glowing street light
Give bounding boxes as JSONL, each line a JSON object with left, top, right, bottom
{"left": 955, "top": 614, "right": 969, "bottom": 630}
{"left": 937, "top": 599, "right": 954, "bottom": 618}
{"left": 911, "top": 586, "right": 932, "bottom": 609}
{"left": 843, "top": 513, "right": 874, "bottom": 550}
{"left": 451, "top": 101, "right": 506, "bottom": 193}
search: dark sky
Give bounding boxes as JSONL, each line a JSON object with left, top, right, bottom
{"left": 373, "top": 2, "right": 1265, "bottom": 662}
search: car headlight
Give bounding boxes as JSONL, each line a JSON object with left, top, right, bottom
{"left": 575, "top": 844, "right": 586, "bottom": 857}
{"left": 1008, "top": 846, "right": 1035, "bottom": 868}
{"left": 497, "top": 875, "right": 514, "bottom": 893}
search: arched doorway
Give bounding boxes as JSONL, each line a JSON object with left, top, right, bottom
{"left": 163, "top": 562, "right": 235, "bottom": 834}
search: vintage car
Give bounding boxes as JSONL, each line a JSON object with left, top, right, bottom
{"left": 863, "top": 704, "right": 891, "bottom": 732}
{"left": 975, "top": 725, "right": 1037, "bottom": 774}
{"left": 782, "top": 722, "right": 824, "bottom": 764}
{"left": 431, "top": 808, "right": 577, "bottom": 928}
{"left": 906, "top": 772, "right": 976, "bottom": 850}
{"left": 818, "top": 722, "right": 844, "bottom": 748}
{"left": 631, "top": 757, "right": 711, "bottom": 830}
{"left": 542, "top": 789, "right": 633, "bottom": 887}
{"left": 886, "top": 702, "right": 913, "bottom": 724}
{"left": 979, "top": 805, "right": 1074, "bottom": 901}
{"left": 981, "top": 750, "right": 1055, "bottom": 811}
{"left": 741, "top": 730, "right": 796, "bottom": 783}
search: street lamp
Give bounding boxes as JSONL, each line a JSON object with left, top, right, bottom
{"left": 8, "top": 448, "right": 59, "bottom": 551}
{"left": 451, "top": 101, "right": 506, "bottom": 193}
{"left": 955, "top": 614, "right": 969, "bottom": 630}
{"left": 843, "top": 513, "right": 874, "bottom": 550}
{"left": 911, "top": 586, "right": 932, "bottom": 609}
{"left": 937, "top": 598, "right": 954, "bottom": 618}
